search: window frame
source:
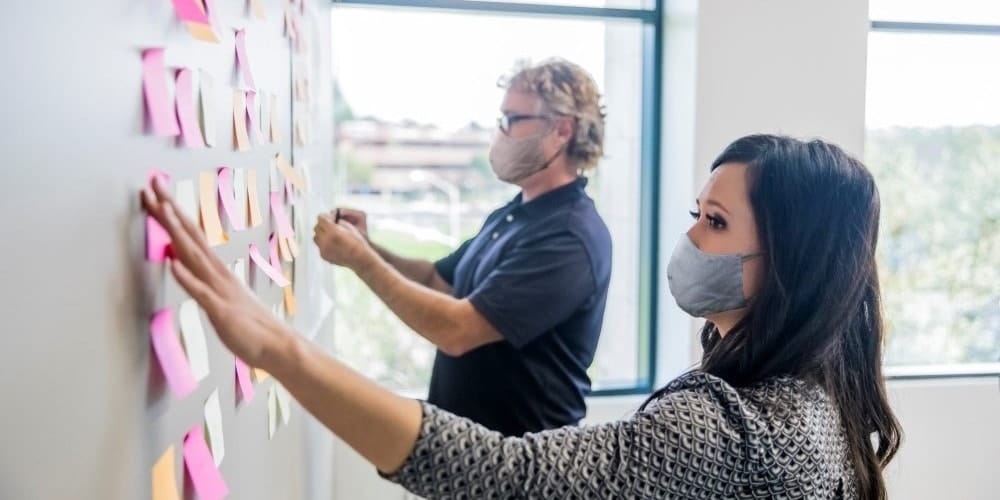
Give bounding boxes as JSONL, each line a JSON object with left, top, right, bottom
{"left": 868, "top": 16, "right": 1000, "bottom": 380}
{"left": 331, "top": 0, "right": 665, "bottom": 396}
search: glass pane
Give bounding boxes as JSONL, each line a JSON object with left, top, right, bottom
{"left": 870, "top": 0, "right": 1000, "bottom": 25}
{"left": 331, "top": 7, "right": 646, "bottom": 392}
{"left": 458, "top": 0, "right": 654, "bottom": 8}
{"left": 865, "top": 32, "right": 1000, "bottom": 367}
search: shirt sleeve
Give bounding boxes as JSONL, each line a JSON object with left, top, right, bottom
{"left": 383, "top": 375, "right": 749, "bottom": 499}
{"left": 467, "top": 231, "right": 595, "bottom": 348}
{"left": 433, "top": 238, "right": 473, "bottom": 287}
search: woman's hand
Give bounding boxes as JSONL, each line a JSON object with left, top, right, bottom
{"left": 142, "top": 178, "right": 294, "bottom": 370}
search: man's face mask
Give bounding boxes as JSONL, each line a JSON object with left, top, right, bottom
{"left": 489, "top": 117, "right": 565, "bottom": 184}
{"left": 667, "top": 234, "right": 763, "bottom": 318}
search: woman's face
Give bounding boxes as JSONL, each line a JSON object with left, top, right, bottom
{"left": 686, "top": 162, "right": 765, "bottom": 332}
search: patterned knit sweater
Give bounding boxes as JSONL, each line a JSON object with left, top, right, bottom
{"left": 385, "top": 371, "right": 856, "bottom": 499}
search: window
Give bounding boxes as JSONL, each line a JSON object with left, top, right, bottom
{"left": 866, "top": 6, "right": 1000, "bottom": 371}
{"left": 329, "top": 1, "right": 661, "bottom": 394}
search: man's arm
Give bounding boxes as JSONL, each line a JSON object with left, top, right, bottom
{"left": 372, "top": 243, "right": 453, "bottom": 295}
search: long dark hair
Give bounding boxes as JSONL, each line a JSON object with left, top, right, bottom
{"left": 649, "top": 135, "right": 902, "bottom": 498}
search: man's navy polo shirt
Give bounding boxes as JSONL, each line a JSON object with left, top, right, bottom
{"left": 428, "top": 177, "right": 612, "bottom": 436}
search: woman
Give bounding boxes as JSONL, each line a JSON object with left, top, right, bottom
{"left": 142, "top": 134, "right": 901, "bottom": 499}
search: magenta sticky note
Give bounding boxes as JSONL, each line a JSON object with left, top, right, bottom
{"left": 146, "top": 170, "right": 173, "bottom": 262}
{"left": 174, "top": 68, "right": 205, "bottom": 148}
{"left": 216, "top": 168, "right": 245, "bottom": 230}
{"left": 183, "top": 425, "right": 230, "bottom": 500}
{"left": 268, "top": 233, "right": 282, "bottom": 270}
{"left": 269, "top": 192, "right": 294, "bottom": 238}
{"left": 234, "top": 29, "right": 255, "bottom": 89}
{"left": 234, "top": 357, "right": 255, "bottom": 402}
{"left": 248, "top": 243, "right": 290, "bottom": 287}
{"left": 245, "top": 90, "right": 259, "bottom": 138}
{"left": 141, "top": 48, "right": 180, "bottom": 137}
{"left": 150, "top": 308, "right": 197, "bottom": 399}
{"left": 171, "top": 0, "right": 209, "bottom": 24}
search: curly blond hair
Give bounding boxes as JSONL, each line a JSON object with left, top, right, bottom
{"left": 499, "top": 58, "right": 606, "bottom": 171}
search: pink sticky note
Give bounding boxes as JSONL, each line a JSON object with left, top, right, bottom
{"left": 142, "top": 49, "right": 180, "bottom": 137}
{"left": 249, "top": 243, "right": 290, "bottom": 287}
{"left": 151, "top": 309, "right": 197, "bottom": 399}
{"left": 146, "top": 171, "right": 173, "bottom": 262}
{"left": 171, "top": 0, "right": 209, "bottom": 24}
{"left": 268, "top": 233, "right": 282, "bottom": 270}
{"left": 174, "top": 68, "right": 205, "bottom": 148}
{"left": 269, "top": 192, "right": 294, "bottom": 238}
{"left": 245, "top": 90, "right": 260, "bottom": 139}
{"left": 234, "top": 29, "right": 255, "bottom": 89}
{"left": 234, "top": 357, "right": 255, "bottom": 402}
{"left": 216, "top": 168, "right": 245, "bottom": 230}
{"left": 183, "top": 425, "right": 229, "bottom": 500}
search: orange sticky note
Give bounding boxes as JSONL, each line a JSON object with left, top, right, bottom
{"left": 153, "top": 446, "right": 181, "bottom": 500}
{"left": 294, "top": 116, "right": 307, "bottom": 146}
{"left": 199, "top": 172, "right": 228, "bottom": 246}
{"left": 246, "top": 169, "right": 263, "bottom": 227}
{"left": 269, "top": 94, "right": 280, "bottom": 144}
{"left": 278, "top": 236, "right": 293, "bottom": 262}
{"left": 250, "top": 0, "right": 266, "bottom": 19}
{"left": 253, "top": 367, "right": 271, "bottom": 382}
{"left": 232, "top": 90, "right": 250, "bottom": 152}
{"left": 274, "top": 153, "right": 306, "bottom": 192}
{"left": 186, "top": 22, "right": 219, "bottom": 43}
{"left": 283, "top": 279, "right": 297, "bottom": 316}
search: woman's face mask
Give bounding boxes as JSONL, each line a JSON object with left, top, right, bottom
{"left": 489, "top": 125, "right": 565, "bottom": 184}
{"left": 667, "top": 234, "right": 763, "bottom": 318}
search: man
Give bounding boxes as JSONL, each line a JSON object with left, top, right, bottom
{"left": 313, "top": 59, "right": 611, "bottom": 436}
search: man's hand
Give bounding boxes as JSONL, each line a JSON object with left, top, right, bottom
{"left": 313, "top": 214, "right": 378, "bottom": 271}
{"left": 333, "top": 207, "right": 369, "bottom": 240}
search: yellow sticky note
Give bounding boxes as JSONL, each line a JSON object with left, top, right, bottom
{"left": 152, "top": 446, "right": 181, "bottom": 500}
{"left": 186, "top": 22, "right": 219, "bottom": 43}
{"left": 283, "top": 279, "right": 297, "bottom": 316}
{"left": 269, "top": 94, "right": 280, "bottom": 144}
{"left": 199, "top": 172, "right": 228, "bottom": 246}
{"left": 233, "top": 90, "right": 250, "bottom": 152}
{"left": 246, "top": 169, "right": 263, "bottom": 227}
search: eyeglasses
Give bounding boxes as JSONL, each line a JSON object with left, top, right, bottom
{"left": 497, "top": 113, "right": 550, "bottom": 136}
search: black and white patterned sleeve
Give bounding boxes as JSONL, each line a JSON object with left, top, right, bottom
{"left": 383, "top": 374, "right": 750, "bottom": 499}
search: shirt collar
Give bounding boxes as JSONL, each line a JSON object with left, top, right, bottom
{"left": 510, "top": 177, "right": 589, "bottom": 217}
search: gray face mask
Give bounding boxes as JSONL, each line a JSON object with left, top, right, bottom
{"left": 667, "top": 234, "right": 762, "bottom": 318}
{"left": 489, "top": 127, "right": 565, "bottom": 184}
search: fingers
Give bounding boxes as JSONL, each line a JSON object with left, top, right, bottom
{"left": 171, "top": 259, "right": 224, "bottom": 315}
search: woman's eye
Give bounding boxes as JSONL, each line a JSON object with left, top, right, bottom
{"left": 688, "top": 210, "right": 700, "bottom": 220}
{"left": 706, "top": 214, "right": 726, "bottom": 230}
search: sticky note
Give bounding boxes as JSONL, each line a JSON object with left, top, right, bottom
{"left": 141, "top": 48, "right": 180, "bottom": 137}
{"left": 234, "top": 357, "right": 255, "bottom": 402}
{"left": 153, "top": 446, "right": 181, "bottom": 500}
{"left": 276, "top": 384, "right": 291, "bottom": 426}
{"left": 234, "top": 29, "right": 255, "bottom": 89}
{"left": 294, "top": 116, "right": 307, "bottom": 145}
{"left": 267, "top": 385, "right": 278, "bottom": 439}
{"left": 199, "top": 172, "right": 228, "bottom": 246}
{"left": 198, "top": 70, "right": 216, "bottom": 147}
{"left": 253, "top": 367, "right": 270, "bottom": 381}
{"left": 269, "top": 192, "right": 294, "bottom": 238}
{"left": 183, "top": 425, "right": 229, "bottom": 500}
{"left": 232, "top": 90, "right": 250, "bottom": 152}
{"left": 174, "top": 68, "right": 205, "bottom": 148}
{"left": 231, "top": 168, "right": 247, "bottom": 228}
{"left": 269, "top": 94, "right": 280, "bottom": 144}
{"left": 249, "top": 243, "right": 290, "bottom": 287}
{"left": 178, "top": 300, "right": 211, "bottom": 382}
{"left": 278, "top": 236, "right": 293, "bottom": 263}
{"left": 283, "top": 279, "right": 297, "bottom": 316}
{"left": 268, "top": 233, "right": 282, "bottom": 270}
{"left": 246, "top": 90, "right": 260, "bottom": 142}
{"left": 246, "top": 169, "right": 263, "bottom": 227}
{"left": 151, "top": 308, "right": 197, "bottom": 399}
{"left": 217, "top": 167, "right": 245, "bottom": 231}
{"left": 203, "top": 389, "right": 225, "bottom": 466}
{"left": 274, "top": 153, "right": 306, "bottom": 192}
{"left": 287, "top": 236, "right": 300, "bottom": 258}
{"left": 171, "top": 0, "right": 209, "bottom": 23}
{"left": 232, "top": 258, "right": 247, "bottom": 287}
{"left": 186, "top": 21, "right": 219, "bottom": 43}
{"left": 147, "top": 213, "right": 171, "bottom": 263}
{"left": 250, "top": 0, "right": 266, "bottom": 19}
{"left": 175, "top": 179, "right": 199, "bottom": 222}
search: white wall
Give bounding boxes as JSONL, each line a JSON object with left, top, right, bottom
{"left": 324, "top": 1, "right": 1000, "bottom": 498}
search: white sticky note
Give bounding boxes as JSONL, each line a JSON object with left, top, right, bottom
{"left": 175, "top": 179, "right": 199, "bottom": 222}
{"left": 267, "top": 385, "right": 278, "bottom": 439}
{"left": 260, "top": 92, "right": 271, "bottom": 140}
{"left": 178, "top": 300, "right": 211, "bottom": 382}
{"left": 277, "top": 383, "right": 291, "bottom": 426}
{"left": 232, "top": 258, "right": 247, "bottom": 288}
{"left": 199, "top": 70, "right": 216, "bottom": 147}
{"left": 203, "top": 390, "right": 225, "bottom": 466}
{"left": 232, "top": 168, "right": 247, "bottom": 230}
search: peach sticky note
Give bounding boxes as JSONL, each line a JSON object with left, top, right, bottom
{"left": 268, "top": 94, "right": 280, "bottom": 144}
{"left": 253, "top": 367, "right": 270, "bottom": 382}
{"left": 153, "top": 446, "right": 181, "bottom": 500}
{"left": 141, "top": 48, "right": 180, "bottom": 137}
{"left": 151, "top": 308, "right": 197, "bottom": 399}
{"left": 246, "top": 90, "right": 260, "bottom": 141}
{"left": 283, "top": 278, "right": 297, "bottom": 316}
{"left": 250, "top": 0, "right": 266, "bottom": 19}
{"left": 199, "top": 172, "right": 228, "bottom": 246}
{"left": 234, "top": 29, "right": 255, "bottom": 89}
{"left": 183, "top": 425, "right": 229, "bottom": 500}
{"left": 186, "top": 21, "right": 219, "bottom": 43}
{"left": 287, "top": 236, "right": 300, "bottom": 258}
{"left": 217, "top": 167, "right": 245, "bottom": 230}
{"left": 234, "top": 357, "right": 255, "bottom": 402}
{"left": 174, "top": 68, "right": 205, "bottom": 148}
{"left": 246, "top": 169, "right": 263, "bottom": 227}
{"left": 274, "top": 153, "right": 306, "bottom": 192}
{"left": 269, "top": 192, "right": 294, "bottom": 238}
{"left": 249, "top": 243, "right": 290, "bottom": 287}
{"left": 198, "top": 70, "right": 216, "bottom": 147}
{"left": 171, "top": 0, "right": 209, "bottom": 23}
{"left": 232, "top": 90, "right": 250, "bottom": 152}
